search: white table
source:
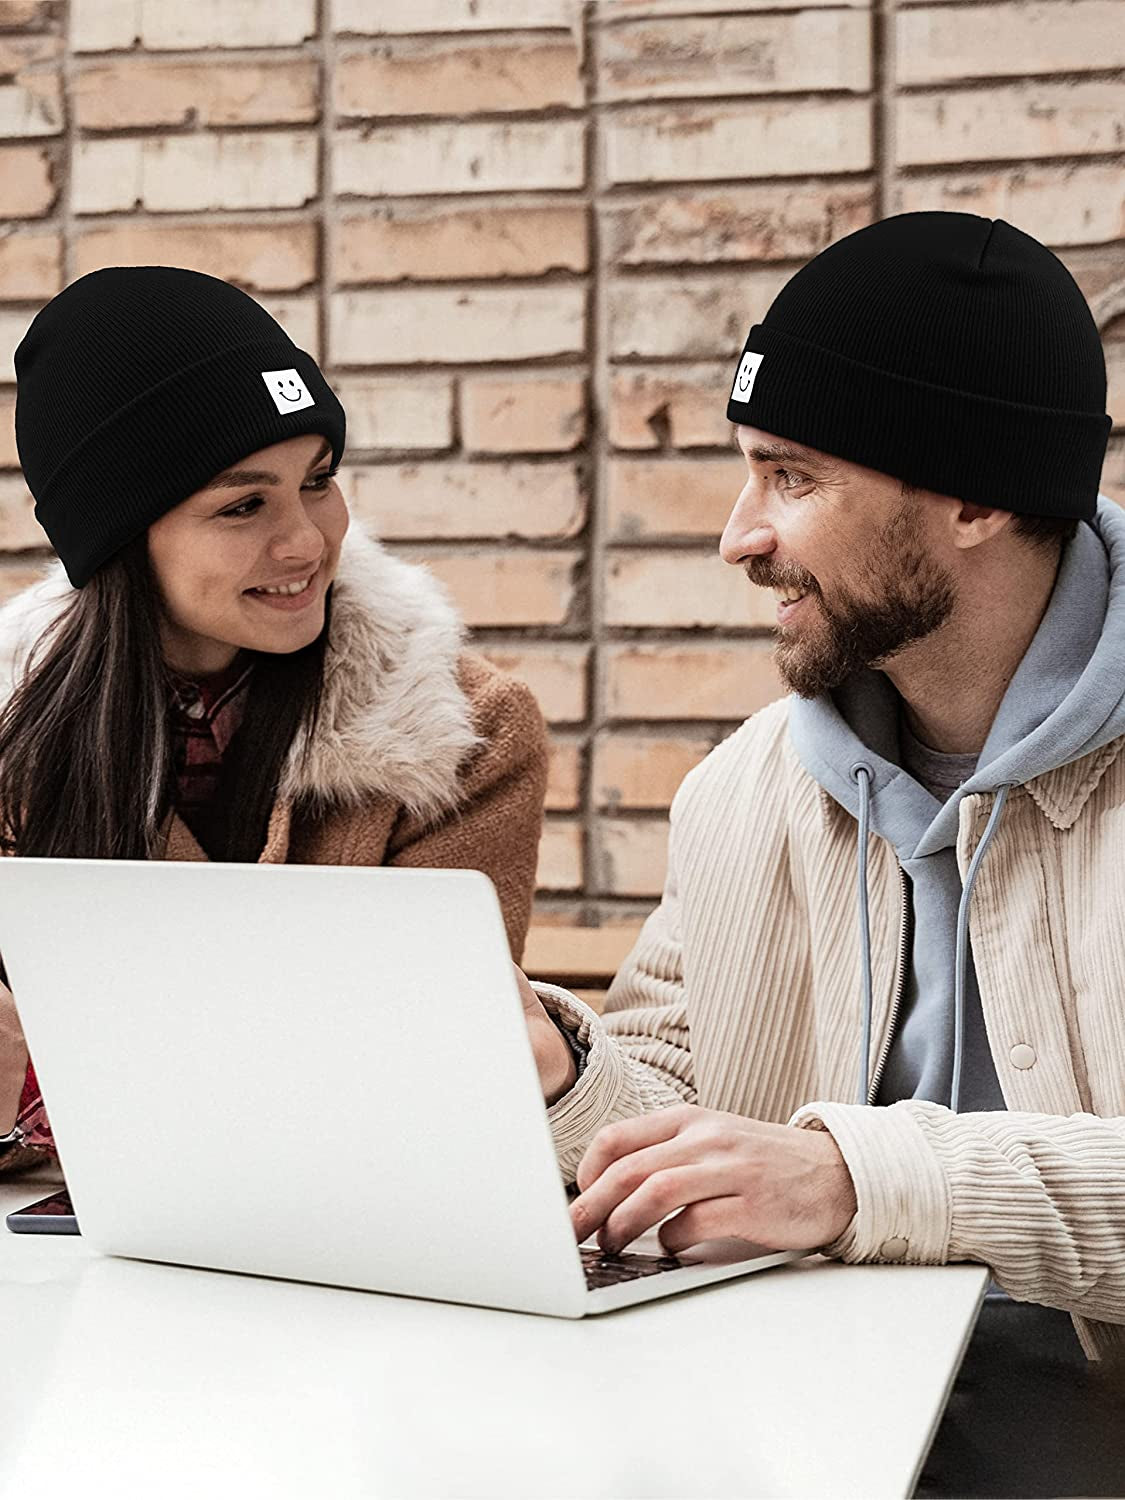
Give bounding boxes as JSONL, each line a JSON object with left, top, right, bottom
{"left": 0, "top": 1174, "right": 986, "bottom": 1500}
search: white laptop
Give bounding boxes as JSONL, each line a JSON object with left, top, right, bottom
{"left": 0, "top": 859, "right": 802, "bottom": 1316}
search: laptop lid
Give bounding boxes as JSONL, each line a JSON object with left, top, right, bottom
{"left": 0, "top": 859, "right": 588, "bottom": 1317}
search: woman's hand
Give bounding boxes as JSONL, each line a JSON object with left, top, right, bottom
{"left": 513, "top": 964, "right": 577, "bottom": 1105}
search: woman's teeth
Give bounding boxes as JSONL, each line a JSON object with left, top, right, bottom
{"left": 254, "top": 576, "right": 312, "bottom": 596}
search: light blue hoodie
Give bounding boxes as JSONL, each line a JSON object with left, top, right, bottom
{"left": 787, "top": 496, "right": 1125, "bottom": 1112}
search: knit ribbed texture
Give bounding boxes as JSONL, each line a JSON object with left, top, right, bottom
{"left": 14, "top": 266, "right": 346, "bottom": 587}
{"left": 541, "top": 696, "right": 1125, "bottom": 1364}
{"left": 726, "top": 212, "right": 1111, "bottom": 520}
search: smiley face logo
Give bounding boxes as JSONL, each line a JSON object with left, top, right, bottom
{"left": 731, "top": 351, "right": 764, "bottom": 403}
{"left": 261, "top": 367, "right": 315, "bottom": 414}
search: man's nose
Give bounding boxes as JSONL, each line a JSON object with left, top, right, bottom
{"left": 719, "top": 485, "right": 775, "bottom": 567}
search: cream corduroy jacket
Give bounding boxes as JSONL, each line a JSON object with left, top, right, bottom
{"left": 539, "top": 695, "right": 1125, "bottom": 1364}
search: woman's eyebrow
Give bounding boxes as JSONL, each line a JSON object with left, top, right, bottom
{"left": 205, "top": 439, "right": 333, "bottom": 491}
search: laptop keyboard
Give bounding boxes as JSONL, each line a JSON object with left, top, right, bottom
{"left": 581, "top": 1245, "right": 684, "bottom": 1290}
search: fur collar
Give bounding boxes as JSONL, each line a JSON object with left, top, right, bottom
{"left": 0, "top": 525, "right": 481, "bottom": 819}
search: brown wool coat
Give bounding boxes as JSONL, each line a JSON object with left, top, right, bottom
{"left": 0, "top": 523, "right": 547, "bottom": 1155}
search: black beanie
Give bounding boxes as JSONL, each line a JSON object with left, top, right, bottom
{"left": 726, "top": 211, "right": 1111, "bottom": 520}
{"left": 15, "top": 265, "right": 347, "bottom": 588}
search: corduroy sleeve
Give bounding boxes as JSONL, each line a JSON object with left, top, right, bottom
{"left": 791, "top": 1098, "right": 1125, "bottom": 1327}
{"left": 386, "top": 655, "right": 548, "bottom": 964}
{"left": 533, "top": 802, "right": 697, "bottom": 1183}
{"left": 0, "top": 977, "right": 27, "bottom": 1139}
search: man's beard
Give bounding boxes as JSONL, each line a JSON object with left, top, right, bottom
{"left": 747, "top": 499, "right": 957, "bottom": 699}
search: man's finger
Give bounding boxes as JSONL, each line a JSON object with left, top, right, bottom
{"left": 657, "top": 1195, "right": 748, "bottom": 1256}
{"left": 574, "top": 1104, "right": 695, "bottom": 1194}
{"left": 593, "top": 1163, "right": 726, "bottom": 1256}
{"left": 571, "top": 1133, "right": 701, "bottom": 1241}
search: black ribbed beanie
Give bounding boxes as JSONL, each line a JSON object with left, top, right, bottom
{"left": 15, "top": 265, "right": 347, "bottom": 587}
{"left": 726, "top": 211, "right": 1110, "bottom": 519}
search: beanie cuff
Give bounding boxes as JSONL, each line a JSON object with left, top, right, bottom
{"left": 726, "top": 324, "right": 1110, "bottom": 521}
{"left": 31, "top": 337, "right": 346, "bottom": 587}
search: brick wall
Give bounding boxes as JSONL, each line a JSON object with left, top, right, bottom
{"left": 0, "top": 0, "right": 1123, "bottom": 972}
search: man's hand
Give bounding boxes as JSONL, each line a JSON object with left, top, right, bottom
{"left": 513, "top": 965, "right": 577, "bottom": 1105}
{"left": 569, "top": 1104, "right": 857, "bottom": 1255}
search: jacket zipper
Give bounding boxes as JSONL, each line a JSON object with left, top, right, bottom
{"left": 866, "top": 861, "right": 911, "bottom": 1104}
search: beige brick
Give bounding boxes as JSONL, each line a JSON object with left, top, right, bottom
{"left": 0, "top": 307, "right": 31, "bottom": 382}
{"left": 546, "top": 738, "right": 582, "bottom": 811}
{"left": 898, "top": 81, "right": 1125, "bottom": 167}
{"left": 336, "top": 38, "right": 583, "bottom": 117}
{"left": 461, "top": 376, "right": 586, "bottom": 455}
{"left": 333, "top": 376, "right": 454, "bottom": 452}
{"left": 74, "top": 59, "right": 318, "bottom": 131}
{"left": 605, "top": 98, "right": 871, "bottom": 186}
{"left": 330, "top": 287, "right": 586, "bottom": 366}
{"left": 595, "top": 818, "right": 669, "bottom": 898}
{"left": 537, "top": 818, "right": 583, "bottom": 893}
{"left": 610, "top": 369, "right": 732, "bottom": 450}
{"left": 609, "top": 270, "right": 788, "bottom": 359}
{"left": 74, "top": 134, "right": 319, "bottom": 216}
{"left": 0, "top": 3, "right": 50, "bottom": 27}
{"left": 343, "top": 461, "right": 584, "bottom": 541}
{"left": 1101, "top": 436, "right": 1125, "bottom": 505}
{"left": 0, "top": 474, "right": 44, "bottom": 550}
{"left": 335, "top": 0, "right": 578, "bottom": 32}
{"left": 0, "top": 558, "right": 50, "bottom": 605}
{"left": 71, "top": 0, "right": 318, "bottom": 51}
{"left": 895, "top": 163, "right": 1125, "bottom": 248}
{"left": 606, "top": 641, "right": 783, "bottom": 720}
{"left": 590, "top": 0, "right": 868, "bottom": 12}
{"left": 897, "top": 2, "right": 1125, "bottom": 85}
{"left": 0, "top": 393, "right": 15, "bottom": 467}
{"left": 335, "top": 120, "right": 585, "bottom": 198}
{"left": 1107, "top": 339, "right": 1125, "bottom": 429}
{"left": 0, "top": 229, "right": 60, "bottom": 301}
{"left": 256, "top": 296, "right": 319, "bottom": 360}
{"left": 608, "top": 457, "right": 744, "bottom": 539}
{"left": 601, "top": 11, "right": 870, "bottom": 101}
{"left": 479, "top": 643, "right": 589, "bottom": 723}
{"left": 604, "top": 183, "right": 876, "bottom": 269}
{"left": 0, "top": 145, "right": 55, "bottom": 217}
{"left": 523, "top": 916, "right": 646, "bottom": 983}
{"left": 0, "top": 69, "right": 61, "bottom": 137}
{"left": 337, "top": 205, "right": 588, "bottom": 285}
{"left": 606, "top": 550, "right": 775, "bottom": 628}
{"left": 0, "top": 36, "right": 60, "bottom": 72}
{"left": 74, "top": 223, "right": 317, "bottom": 293}
{"left": 593, "top": 731, "right": 714, "bottom": 810}
{"left": 1059, "top": 247, "right": 1125, "bottom": 321}
{"left": 402, "top": 548, "right": 580, "bottom": 627}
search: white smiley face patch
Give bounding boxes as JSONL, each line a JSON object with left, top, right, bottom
{"left": 730, "top": 351, "right": 764, "bottom": 403}
{"left": 261, "top": 368, "right": 314, "bottom": 414}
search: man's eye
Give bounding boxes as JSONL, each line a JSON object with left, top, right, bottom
{"left": 778, "top": 468, "right": 808, "bottom": 489}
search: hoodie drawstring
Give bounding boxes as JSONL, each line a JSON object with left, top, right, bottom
{"left": 849, "top": 766, "right": 1014, "bottom": 1113}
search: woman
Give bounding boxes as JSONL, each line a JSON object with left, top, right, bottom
{"left": 0, "top": 265, "right": 548, "bottom": 1175}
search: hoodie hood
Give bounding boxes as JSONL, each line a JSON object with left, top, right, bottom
{"left": 787, "top": 493, "right": 1125, "bottom": 1114}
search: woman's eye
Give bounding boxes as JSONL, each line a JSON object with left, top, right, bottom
{"left": 222, "top": 497, "right": 262, "bottom": 519}
{"left": 303, "top": 469, "right": 337, "bottom": 491}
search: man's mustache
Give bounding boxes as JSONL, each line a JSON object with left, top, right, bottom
{"left": 743, "top": 560, "right": 819, "bottom": 594}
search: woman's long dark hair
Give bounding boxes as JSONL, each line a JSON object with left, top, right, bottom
{"left": 0, "top": 531, "right": 330, "bottom": 863}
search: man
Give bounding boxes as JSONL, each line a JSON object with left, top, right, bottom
{"left": 520, "top": 210, "right": 1125, "bottom": 1495}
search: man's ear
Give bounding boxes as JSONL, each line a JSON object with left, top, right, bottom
{"left": 945, "top": 499, "right": 1015, "bottom": 553}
